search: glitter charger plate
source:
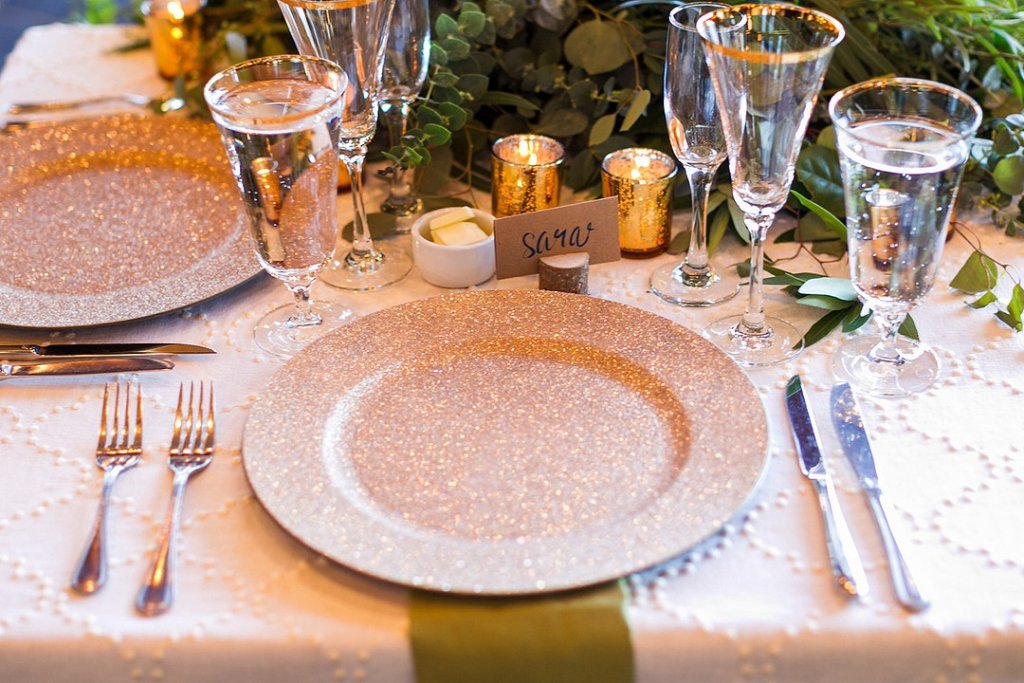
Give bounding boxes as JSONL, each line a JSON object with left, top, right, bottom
{"left": 0, "top": 114, "right": 259, "bottom": 328}
{"left": 243, "top": 290, "right": 769, "bottom": 595}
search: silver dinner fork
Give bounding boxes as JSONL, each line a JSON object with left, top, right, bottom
{"left": 71, "top": 381, "right": 143, "bottom": 594}
{"left": 135, "top": 381, "right": 215, "bottom": 616}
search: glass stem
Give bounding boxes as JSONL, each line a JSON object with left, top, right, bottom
{"left": 340, "top": 149, "right": 377, "bottom": 261}
{"left": 868, "top": 309, "right": 907, "bottom": 366}
{"left": 285, "top": 280, "right": 321, "bottom": 328}
{"left": 740, "top": 213, "right": 775, "bottom": 335}
{"left": 384, "top": 101, "right": 413, "bottom": 201}
{"left": 677, "top": 165, "right": 717, "bottom": 286}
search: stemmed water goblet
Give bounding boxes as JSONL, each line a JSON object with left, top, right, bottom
{"left": 204, "top": 55, "right": 349, "bottom": 359}
{"left": 380, "top": 0, "right": 431, "bottom": 222}
{"left": 650, "top": 2, "right": 739, "bottom": 307}
{"left": 278, "top": 0, "right": 411, "bottom": 291}
{"left": 829, "top": 78, "right": 982, "bottom": 397}
{"left": 698, "top": 4, "right": 844, "bottom": 366}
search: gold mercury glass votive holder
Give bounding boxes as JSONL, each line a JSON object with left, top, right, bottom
{"left": 601, "top": 148, "right": 678, "bottom": 258}
{"left": 141, "top": 0, "right": 206, "bottom": 80}
{"left": 491, "top": 134, "right": 565, "bottom": 217}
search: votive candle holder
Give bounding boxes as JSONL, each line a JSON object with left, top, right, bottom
{"left": 601, "top": 147, "right": 678, "bottom": 258}
{"left": 141, "top": 0, "right": 206, "bottom": 80}
{"left": 491, "top": 134, "right": 565, "bottom": 217}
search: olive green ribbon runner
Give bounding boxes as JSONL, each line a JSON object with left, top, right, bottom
{"left": 409, "top": 580, "right": 634, "bottom": 683}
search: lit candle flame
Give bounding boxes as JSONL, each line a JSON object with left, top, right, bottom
{"left": 168, "top": 0, "right": 185, "bottom": 20}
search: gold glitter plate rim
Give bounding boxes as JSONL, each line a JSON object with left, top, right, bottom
{"left": 0, "top": 114, "right": 261, "bottom": 329}
{"left": 242, "top": 290, "right": 770, "bottom": 595}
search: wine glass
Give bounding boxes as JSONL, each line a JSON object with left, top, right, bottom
{"left": 204, "top": 55, "right": 349, "bottom": 359}
{"left": 380, "top": 0, "right": 431, "bottom": 222}
{"left": 650, "top": 2, "right": 739, "bottom": 307}
{"left": 698, "top": 4, "right": 844, "bottom": 366}
{"left": 278, "top": 0, "right": 412, "bottom": 291}
{"left": 829, "top": 78, "right": 981, "bottom": 397}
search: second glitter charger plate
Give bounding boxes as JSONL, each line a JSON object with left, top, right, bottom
{"left": 0, "top": 115, "right": 259, "bottom": 328}
{"left": 243, "top": 290, "right": 769, "bottom": 594}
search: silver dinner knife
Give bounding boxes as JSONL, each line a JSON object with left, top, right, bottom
{"left": 785, "top": 375, "right": 867, "bottom": 598}
{"left": 0, "top": 357, "right": 174, "bottom": 378}
{"left": 0, "top": 343, "right": 214, "bottom": 357}
{"left": 830, "top": 383, "right": 930, "bottom": 612}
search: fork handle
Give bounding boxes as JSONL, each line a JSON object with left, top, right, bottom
{"left": 70, "top": 467, "right": 122, "bottom": 594}
{"left": 135, "top": 471, "right": 189, "bottom": 616}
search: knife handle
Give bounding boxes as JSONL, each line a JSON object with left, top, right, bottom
{"left": 867, "top": 491, "right": 929, "bottom": 612}
{"left": 812, "top": 477, "right": 868, "bottom": 598}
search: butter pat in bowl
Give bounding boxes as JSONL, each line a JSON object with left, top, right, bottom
{"left": 411, "top": 207, "right": 496, "bottom": 288}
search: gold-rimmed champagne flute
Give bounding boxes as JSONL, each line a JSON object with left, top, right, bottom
{"left": 650, "top": 2, "right": 739, "bottom": 307}
{"left": 698, "top": 4, "right": 844, "bottom": 366}
{"left": 380, "top": 0, "right": 431, "bottom": 221}
{"left": 279, "top": 0, "right": 412, "bottom": 291}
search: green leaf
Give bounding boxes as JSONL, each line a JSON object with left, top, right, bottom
{"left": 589, "top": 114, "right": 616, "bottom": 147}
{"left": 620, "top": 89, "right": 651, "bottom": 132}
{"left": 790, "top": 190, "right": 847, "bottom": 241}
{"left": 667, "top": 229, "right": 690, "bottom": 255}
{"left": 477, "top": 91, "right": 540, "bottom": 111}
{"left": 429, "top": 43, "right": 449, "bottom": 67}
{"left": 797, "top": 295, "right": 854, "bottom": 311}
{"left": 802, "top": 308, "right": 849, "bottom": 348}
{"left": 899, "top": 315, "right": 919, "bottom": 341}
{"left": 564, "top": 20, "right": 644, "bottom": 76}
{"left": 458, "top": 11, "right": 487, "bottom": 38}
{"left": 438, "top": 102, "right": 468, "bottom": 130}
{"left": 815, "top": 126, "right": 837, "bottom": 151}
{"left": 442, "top": 37, "right": 472, "bottom": 61}
{"left": 997, "top": 284, "right": 1024, "bottom": 331}
{"left": 993, "top": 155, "right": 1024, "bottom": 195}
{"left": 967, "top": 290, "right": 998, "bottom": 309}
{"left": 841, "top": 305, "right": 872, "bottom": 333}
{"left": 431, "top": 71, "right": 460, "bottom": 88}
{"left": 708, "top": 203, "right": 730, "bottom": 255}
{"left": 950, "top": 250, "right": 1000, "bottom": 293}
{"left": 457, "top": 74, "right": 489, "bottom": 101}
{"left": 533, "top": 108, "right": 590, "bottom": 137}
{"left": 797, "top": 277, "right": 858, "bottom": 301}
{"left": 422, "top": 123, "right": 451, "bottom": 146}
{"left": 436, "top": 14, "right": 459, "bottom": 40}
{"left": 795, "top": 144, "right": 845, "bottom": 217}
{"left": 342, "top": 212, "right": 397, "bottom": 242}
{"left": 764, "top": 264, "right": 825, "bottom": 285}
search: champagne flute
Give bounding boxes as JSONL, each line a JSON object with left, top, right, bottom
{"left": 380, "top": 0, "right": 431, "bottom": 222}
{"left": 279, "top": 0, "right": 412, "bottom": 291}
{"left": 829, "top": 78, "right": 981, "bottom": 397}
{"left": 650, "top": 2, "right": 739, "bottom": 307}
{"left": 698, "top": 4, "right": 844, "bottom": 366}
{"left": 204, "top": 55, "right": 349, "bottom": 359}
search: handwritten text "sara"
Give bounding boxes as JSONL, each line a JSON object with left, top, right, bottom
{"left": 521, "top": 224, "right": 595, "bottom": 259}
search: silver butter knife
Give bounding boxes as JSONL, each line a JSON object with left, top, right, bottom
{"left": 785, "top": 375, "right": 867, "bottom": 598}
{"left": 0, "top": 343, "right": 214, "bottom": 357}
{"left": 1, "top": 357, "right": 174, "bottom": 378}
{"left": 831, "top": 383, "right": 929, "bottom": 612}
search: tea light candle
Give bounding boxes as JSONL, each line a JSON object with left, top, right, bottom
{"left": 141, "top": 0, "right": 205, "bottom": 80}
{"left": 491, "top": 134, "right": 565, "bottom": 217}
{"left": 601, "top": 148, "right": 678, "bottom": 257}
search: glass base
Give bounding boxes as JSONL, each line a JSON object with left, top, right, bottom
{"left": 319, "top": 241, "right": 412, "bottom": 292}
{"left": 832, "top": 334, "right": 940, "bottom": 398}
{"left": 650, "top": 262, "right": 739, "bottom": 307}
{"left": 381, "top": 193, "right": 422, "bottom": 219}
{"left": 703, "top": 314, "right": 804, "bottom": 367}
{"left": 254, "top": 301, "right": 353, "bottom": 361}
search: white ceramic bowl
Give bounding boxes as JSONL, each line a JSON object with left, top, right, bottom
{"left": 410, "top": 207, "right": 496, "bottom": 288}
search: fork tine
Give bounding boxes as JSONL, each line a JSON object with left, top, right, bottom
{"left": 97, "top": 384, "right": 109, "bottom": 452}
{"left": 192, "top": 381, "right": 205, "bottom": 455}
{"left": 131, "top": 382, "right": 143, "bottom": 451}
{"left": 111, "top": 382, "right": 121, "bottom": 450}
{"left": 203, "top": 383, "right": 215, "bottom": 453}
{"left": 181, "top": 381, "right": 195, "bottom": 454}
{"left": 120, "top": 380, "right": 132, "bottom": 449}
{"left": 169, "top": 383, "right": 185, "bottom": 453}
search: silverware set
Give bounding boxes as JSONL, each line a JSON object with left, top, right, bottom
{"left": 70, "top": 379, "right": 216, "bottom": 617}
{"left": 785, "top": 374, "right": 929, "bottom": 612}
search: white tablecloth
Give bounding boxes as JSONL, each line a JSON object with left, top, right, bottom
{"left": 2, "top": 24, "right": 1023, "bottom": 683}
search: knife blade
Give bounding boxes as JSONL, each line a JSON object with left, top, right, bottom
{"left": 785, "top": 375, "right": 867, "bottom": 598}
{"left": 830, "top": 383, "right": 930, "bottom": 612}
{"left": 0, "top": 343, "right": 214, "bottom": 357}
{"left": 0, "top": 357, "right": 174, "bottom": 378}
